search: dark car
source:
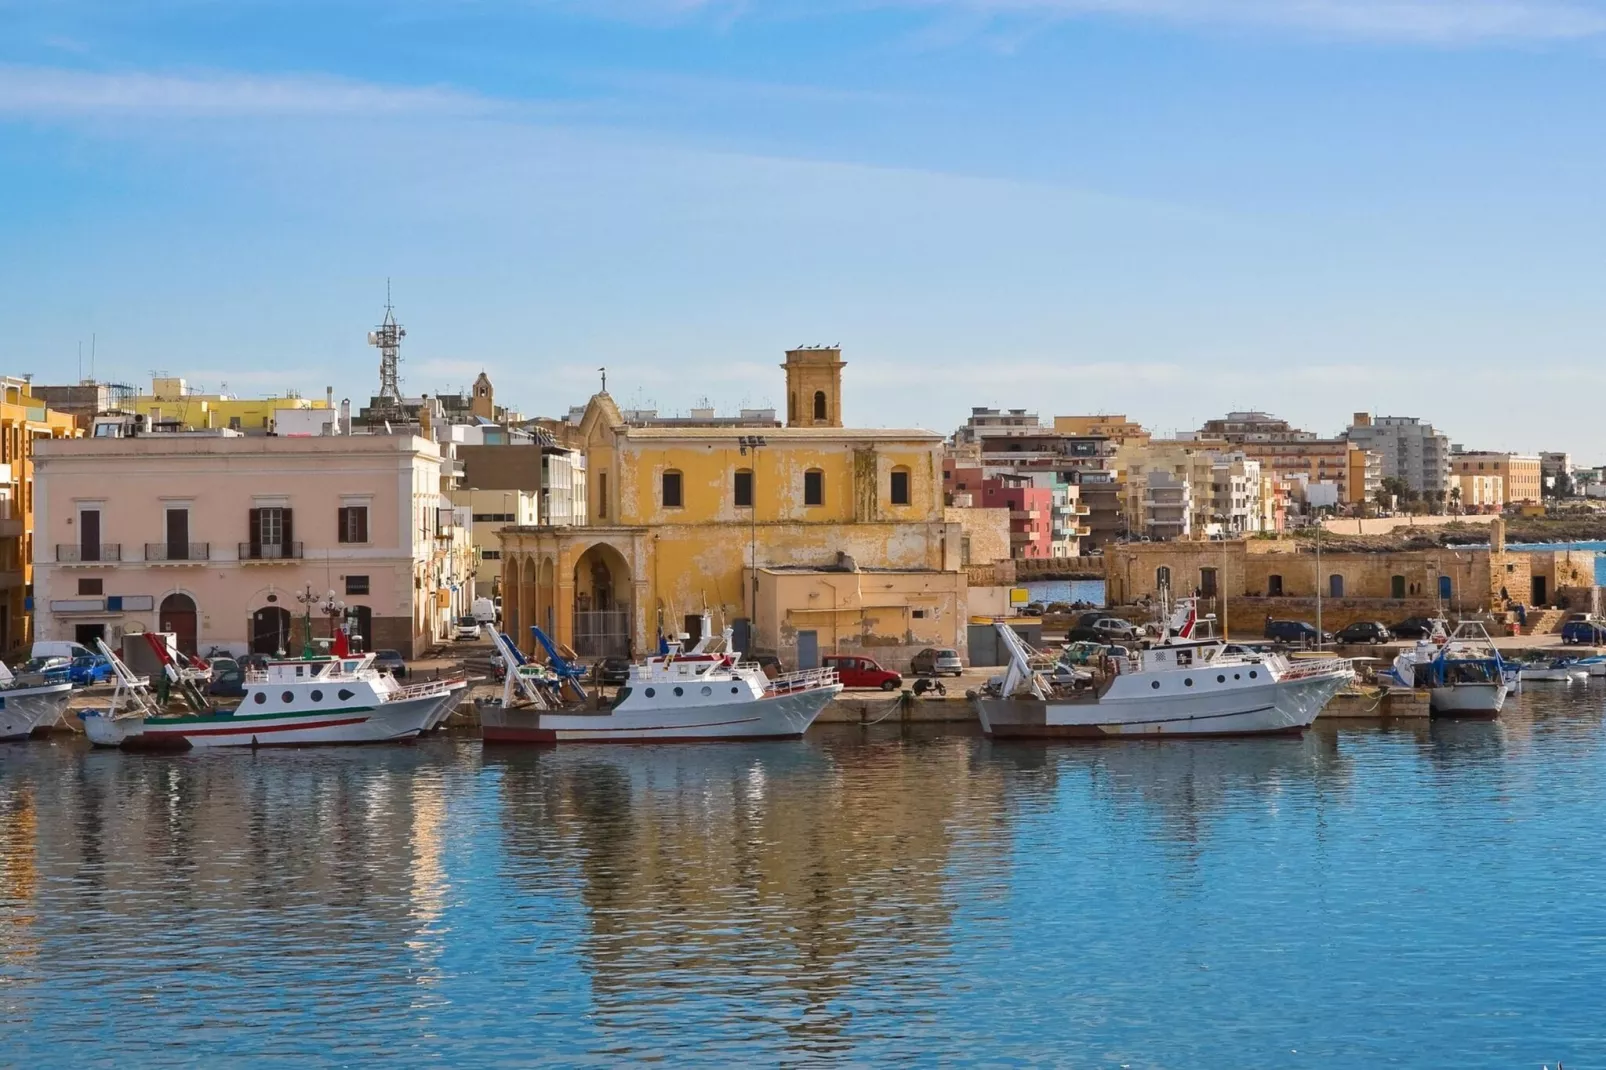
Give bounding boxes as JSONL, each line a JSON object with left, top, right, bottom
{"left": 208, "top": 657, "right": 247, "bottom": 698}
{"left": 591, "top": 655, "right": 631, "bottom": 686}
{"left": 1391, "top": 617, "right": 1441, "bottom": 640}
{"left": 1263, "top": 619, "right": 1334, "bottom": 645}
{"left": 1334, "top": 621, "right": 1393, "bottom": 645}
{"left": 373, "top": 649, "right": 408, "bottom": 678}
{"left": 1561, "top": 614, "right": 1606, "bottom": 645}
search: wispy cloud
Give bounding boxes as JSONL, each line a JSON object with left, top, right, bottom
{"left": 0, "top": 65, "right": 505, "bottom": 117}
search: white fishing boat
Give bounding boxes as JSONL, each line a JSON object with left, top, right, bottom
{"left": 479, "top": 621, "right": 842, "bottom": 744}
{"left": 424, "top": 677, "right": 470, "bottom": 730}
{"left": 1376, "top": 620, "right": 1510, "bottom": 717}
{"left": 0, "top": 661, "right": 76, "bottom": 742}
{"left": 974, "top": 599, "right": 1354, "bottom": 739}
{"left": 82, "top": 640, "right": 451, "bottom": 750}
{"left": 1517, "top": 659, "right": 1588, "bottom": 683}
{"left": 1575, "top": 655, "right": 1606, "bottom": 678}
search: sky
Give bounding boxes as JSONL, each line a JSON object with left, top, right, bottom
{"left": 2, "top": 1, "right": 1605, "bottom": 456}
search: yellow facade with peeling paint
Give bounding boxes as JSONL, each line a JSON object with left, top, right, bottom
{"left": 499, "top": 350, "right": 967, "bottom": 669}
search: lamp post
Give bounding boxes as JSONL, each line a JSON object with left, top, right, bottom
{"left": 739, "top": 434, "right": 767, "bottom": 643}
{"left": 294, "top": 583, "right": 345, "bottom": 659}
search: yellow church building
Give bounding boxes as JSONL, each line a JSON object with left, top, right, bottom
{"left": 498, "top": 348, "right": 968, "bottom": 670}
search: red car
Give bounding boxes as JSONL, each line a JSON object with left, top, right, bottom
{"left": 822, "top": 654, "right": 903, "bottom": 691}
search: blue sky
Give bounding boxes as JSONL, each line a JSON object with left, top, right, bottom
{"left": 2, "top": 1, "right": 1605, "bottom": 455}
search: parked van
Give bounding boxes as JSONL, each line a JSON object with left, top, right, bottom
{"left": 472, "top": 597, "right": 497, "bottom": 624}
{"left": 31, "top": 640, "right": 94, "bottom": 662}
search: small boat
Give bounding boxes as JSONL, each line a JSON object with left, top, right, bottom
{"left": 1574, "top": 655, "right": 1606, "bottom": 678}
{"left": 974, "top": 598, "right": 1354, "bottom": 739}
{"left": 1377, "top": 620, "right": 1511, "bottom": 718}
{"left": 479, "top": 621, "right": 843, "bottom": 744}
{"left": 1517, "top": 659, "right": 1588, "bottom": 683}
{"left": 82, "top": 639, "right": 450, "bottom": 750}
{"left": 0, "top": 660, "right": 76, "bottom": 742}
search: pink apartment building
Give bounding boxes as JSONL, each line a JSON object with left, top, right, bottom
{"left": 34, "top": 430, "right": 456, "bottom": 658}
{"left": 945, "top": 462, "right": 1055, "bottom": 559}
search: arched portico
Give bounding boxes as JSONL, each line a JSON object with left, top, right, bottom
{"left": 572, "top": 543, "right": 631, "bottom": 657}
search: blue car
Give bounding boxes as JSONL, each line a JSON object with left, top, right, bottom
{"left": 68, "top": 654, "right": 114, "bottom": 685}
{"left": 1561, "top": 614, "right": 1606, "bottom": 645}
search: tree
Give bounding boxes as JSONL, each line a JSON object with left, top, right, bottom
{"left": 1449, "top": 485, "right": 1463, "bottom": 513}
{"left": 1555, "top": 471, "right": 1576, "bottom": 499}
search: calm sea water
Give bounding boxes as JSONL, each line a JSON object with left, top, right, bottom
{"left": 1024, "top": 578, "right": 1107, "bottom": 605}
{"left": 4, "top": 695, "right": 1606, "bottom": 1067}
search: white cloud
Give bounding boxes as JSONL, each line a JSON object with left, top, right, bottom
{"left": 0, "top": 65, "right": 504, "bottom": 117}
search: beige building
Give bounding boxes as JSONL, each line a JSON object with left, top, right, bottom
{"left": 1452, "top": 451, "right": 1543, "bottom": 505}
{"left": 34, "top": 429, "right": 455, "bottom": 658}
{"left": 1052, "top": 414, "right": 1150, "bottom": 447}
{"left": 1456, "top": 473, "right": 1504, "bottom": 513}
{"left": 450, "top": 487, "right": 539, "bottom": 596}
{"left": 1112, "top": 439, "right": 1263, "bottom": 539}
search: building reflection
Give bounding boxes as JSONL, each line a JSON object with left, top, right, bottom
{"left": 487, "top": 731, "right": 1010, "bottom": 1055}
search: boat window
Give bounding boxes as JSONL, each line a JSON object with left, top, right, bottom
{"left": 731, "top": 687, "right": 740, "bottom": 694}
{"left": 1249, "top": 670, "right": 1258, "bottom": 679}
{"left": 644, "top": 687, "right": 655, "bottom": 698}
{"left": 673, "top": 686, "right": 684, "bottom": 697}
{"left": 1151, "top": 681, "right": 1160, "bottom": 689}
{"left": 281, "top": 691, "right": 295, "bottom": 703}
{"left": 1217, "top": 675, "right": 1225, "bottom": 683}
{"left": 338, "top": 688, "right": 355, "bottom": 701}
{"left": 1234, "top": 673, "right": 1241, "bottom": 680}
{"left": 1184, "top": 678, "right": 1193, "bottom": 687}
{"left": 253, "top": 692, "right": 266, "bottom": 704}
{"left": 701, "top": 686, "right": 712, "bottom": 696}
{"left": 310, "top": 689, "right": 323, "bottom": 702}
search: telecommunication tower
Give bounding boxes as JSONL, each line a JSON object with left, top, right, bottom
{"left": 367, "top": 281, "right": 406, "bottom": 401}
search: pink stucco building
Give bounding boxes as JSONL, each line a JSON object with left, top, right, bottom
{"left": 33, "top": 429, "right": 462, "bottom": 658}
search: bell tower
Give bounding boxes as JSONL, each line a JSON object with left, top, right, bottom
{"left": 783, "top": 346, "right": 845, "bottom": 428}
{"left": 471, "top": 371, "right": 494, "bottom": 421}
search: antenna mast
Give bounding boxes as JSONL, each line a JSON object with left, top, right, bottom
{"left": 368, "top": 280, "right": 405, "bottom": 401}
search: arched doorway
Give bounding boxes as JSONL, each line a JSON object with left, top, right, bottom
{"left": 160, "top": 593, "right": 198, "bottom": 657}
{"left": 251, "top": 606, "right": 292, "bottom": 656}
{"left": 520, "top": 556, "right": 537, "bottom": 653}
{"left": 503, "top": 556, "right": 522, "bottom": 640}
{"left": 572, "top": 543, "right": 631, "bottom": 657}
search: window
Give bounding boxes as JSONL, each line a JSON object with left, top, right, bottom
{"left": 890, "top": 467, "right": 910, "bottom": 506}
{"left": 1156, "top": 566, "right": 1172, "bottom": 590}
{"left": 338, "top": 505, "right": 369, "bottom": 544}
{"left": 598, "top": 472, "right": 608, "bottom": 520}
{"left": 1200, "top": 568, "right": 1218, "bottom": 598}
{"left": 662, "top": 470, "right": 683, "bottom": 509}
{"left": 258, "top": 507, "right": 284, "bottom": 547}
{"left": 912, "top": 608, "right": 926, "bottom": 619}
{"left": 345, "top": 575, "right": 370, "bottom": 596}
{"left": 77, "top": 578, "right": 103, "bottom": 596}
{"left": 813, "top": 391, "right": 827, "bottom": 421}
{"left": 481, "top": 549, "right": 501, "bottom": 560}
{"left": 471, "top": 513, "right": 515, "bottom": 523}
{"left": 228, "top": 416, "right": 242, "bottom": 431}
{"left": 1268, "top": 574, "right": 1284, "bottom": 597}
{"left": 734, "top": 469, "right": 753, "bottom": 508}
{"left": 1330, "top": 574, "right": 1344, "bottom": 598}
{"left": 804, "top": 469, "right": 824, "bottom": 507}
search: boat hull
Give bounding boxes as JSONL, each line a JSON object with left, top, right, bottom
{"left": 1428, "top": 682, "right": 1507, "bottom": 718}
{"left": 484, "top": 686, "right": 838, "bottom": 744}
{"left": 423, "top": 678, "right": 468, "bottom": 731}
{"left": 83, "top": 693, "right": 440, "bottom": 750}
{"left": 976, "top": 671, "right": 1349, "bottom": 739}
{"left": 0, "top": 683, "right": 76, "bottom": 742}
{"left": 1519, "top": 669, "right": 1579, "bottom": 683}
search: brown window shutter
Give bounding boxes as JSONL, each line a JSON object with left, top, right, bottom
{"left": 282, "top": 508, "right": 294, "bottom": 554}
{"left": 248, "top": 507, "right": 262, "bottom": 557}
{"left": 356, "top": 507, "right": 368, "bottom": 543}
{"left": 337, "top": 507, "right": 350, "bottom": 543}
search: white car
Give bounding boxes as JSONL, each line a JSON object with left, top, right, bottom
{"left": 453, "top": 616, "right": 482, "bottom": 642}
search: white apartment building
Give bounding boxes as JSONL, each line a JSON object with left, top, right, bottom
{"left": 1345, "top": 413, "right": 1451, "bottom": 498}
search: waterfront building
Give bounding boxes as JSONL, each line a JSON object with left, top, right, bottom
{"left": 1344, "top": 413, "right": 1451, "bottom": 499}
{"left": 448, "top": 488, "right": 539, "bottom": 598}
{"left": 33, "top": 429, "right": 456, "bottom": 658}
{"left": 0, "top": 379, "right": 80, "bottom": 651}
{"left": 497, "top": 348, "right": 966, "bottom": 671}
{"left": 1456, "top": 473, "right": 1504, "bottom": 514}
{"left": 945, "top": 464, "right": 1085, "bottom": 558}
{"left": 1540, "top": 451, "right": 1573, "bottom": 494}
{"left": 1450, "top": 450, "right": 1543, "bottom": 506}
{"left": 1111, "top": 439, "right": 1264, "bottom": 540}
{"left": 1198, "top": 411, "right": 1378, "bottom": 507}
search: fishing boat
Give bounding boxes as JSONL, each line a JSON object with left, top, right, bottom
{"left": 1517, "top": 659, "right": 1589, "bottom": 683}
{"left": 0, "top": 661, "right": 76, "bottom": 742}
{"left": 1377, "top": 621, "right": 1511, "bottom": 717}
{"left": 1574, "top": 655, "right": 1606, "bottom": 678}
{"left": 82, "top": 639, "right": 450, "bottom": 750}
{"left": 974, "top": 599, "right": 1354, "bottom": 739}
{"left": 479, "top": 622, "right": 842, "bottom": 744}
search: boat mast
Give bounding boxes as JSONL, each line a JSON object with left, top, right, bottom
{"left": 1315, "top": 520, "right": 1322, "bottom": 650}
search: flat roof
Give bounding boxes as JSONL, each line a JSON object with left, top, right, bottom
{"left": 621, "top": 426, "right": 941, "bottom": 443}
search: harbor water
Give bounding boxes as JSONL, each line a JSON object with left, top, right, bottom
{"left": 5, "top": 689, "right": 1606, "bottom": 1065}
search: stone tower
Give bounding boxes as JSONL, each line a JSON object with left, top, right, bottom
{"left": 783, "top": 347, "right": 845, "bottom": 428}
{"left": 471, "top": 371, "right": 494, "bottom": 421}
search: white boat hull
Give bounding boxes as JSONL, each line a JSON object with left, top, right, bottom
{"left": 0, "top": 683, "right": 76, "bottom": 741}
{"left": 977, "top": 670, "right": 1350, "bottom": 739}
{"left": 1428, "top": 682, "right": 1507, "bottom": 716}
{"left": 485, "top": 686, "right": 839, "bottom": 743}
{"left": 1519, "top": 668, "right": 1579, "bottom": 683}
{"left": 82, "top": 693, "right": 440, "bottom": 749}
{"left": 423, "top": 679, "right": 469, "bottom": 730}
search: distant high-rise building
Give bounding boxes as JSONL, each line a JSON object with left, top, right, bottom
{"left": 1344, "top": 413, "right": 1451, "bottom": 498}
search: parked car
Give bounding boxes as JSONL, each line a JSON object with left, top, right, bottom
{"left": 1391, "top": 617, "right": 1441, "bottom": 640}
{"left": 17, "top": 656, "right": 71, "bottom": 685}
{"left": 1334, "top": 621, "right": 1393, "bottom": 645}
{"left": 67, "top": 654, "right": 115, "bottom": 686}
{"left": 910, "top": 647, "right": 964, "bottom": 677}
{"left": 1067, "top": 616, "right": 1141, "bottom": 643}
{"left": 822, "top": 654, "right": 902, "bottom": 691}
{"left": 1561, "top": 613, "right": 1606, "bottom": 645}
{"left": 208, "top": 657, "right": 247, "bottom": 698}
{"left": 591, "top": 655, "right": 631, "bottom": 686}
{"left": 1263, "top": 619, "right": 1334, "bottom": 645}
{"left": 453, "top": 615, "right": 482, "bottom": 642}
{"left": 373, "top": 649, "right": 408, "bottom": 678}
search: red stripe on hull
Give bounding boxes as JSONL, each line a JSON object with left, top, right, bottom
{"left": 147, "top": 715, "right": 370, "bottom": 739}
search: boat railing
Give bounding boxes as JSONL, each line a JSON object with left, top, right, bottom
{"left": 1278, "top": 656, "right": 1352, "bottom": 680}
{"left": 391, "top": 678, "right": 455, "bottom": 701}
{"left": 769, "top": 667, "right": 840, "bottom": 694}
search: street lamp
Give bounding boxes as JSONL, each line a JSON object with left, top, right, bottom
{"left": 738, "top": 435, "right": 767, "bottom": 642}
{"left": 295, "top": 583, "right": 346, "bottom": 658}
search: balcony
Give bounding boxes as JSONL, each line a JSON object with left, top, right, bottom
{"left": 55, "top": 544, "right": 121, "bottom": 564}
{"left": 239, "top": 542, "right": 304, "bottom": 563}
{"left": 145, "top": 542, "right": 211, "bottom": 564}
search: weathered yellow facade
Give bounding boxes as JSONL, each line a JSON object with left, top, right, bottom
{"left": 136, "top": 377, "right": 329, "bottom": 433}
{"left": 0, "top": 379, "right": 80, "bottom": 651}
{"left": 499, "top": 353, "right": 965, "bottom": 668}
